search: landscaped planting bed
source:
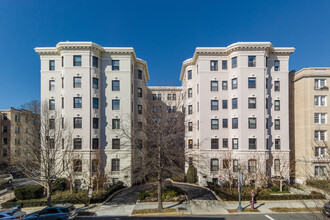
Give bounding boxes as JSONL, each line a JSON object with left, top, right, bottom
{"left": 138, "top": 185, "right": 186, "bottom": 202}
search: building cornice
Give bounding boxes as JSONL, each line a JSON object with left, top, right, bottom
{"left": 148, "top": 86, "right": 182, "bottom": 91}
{"left": 293, "top": 68, "right": 330, "bottom": 82}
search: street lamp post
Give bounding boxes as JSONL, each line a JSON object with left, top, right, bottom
{"left": 237, "top": 164, "right": 243, "bottom": 211}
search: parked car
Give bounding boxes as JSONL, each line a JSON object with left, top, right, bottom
{"left": 25, "top": 204, "right": 77, "bottom": 220}
{"left": 323, "top": 201, "right": 330, "bottom": 217}
{"left": 0, "top": 206, "right": 26, "bottom": 219}
{"left": 0, "top": 174, "right": 13, "bottom": 185}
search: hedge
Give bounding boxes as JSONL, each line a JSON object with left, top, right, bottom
{"left": 14, "top": 185, "right": 44, "bottom": 200}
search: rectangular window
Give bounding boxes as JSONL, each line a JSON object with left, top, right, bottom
{"left": 232, "top": 138, "right": 238, "bottom": 149}
{"left": 92, "top": 138, "right": 99, "bottom": 149}
{"left": 248, "top": 56, "right": 256, "bottom": 67}
{"left": 61, "top": 56, "right": 64, "bottom": 67}
{"left": 49, "top": 99, "right": 55, "bottom": 110}
{"left": 93, "top": 78, "right": 99, "bottom": 89}
{"left": 15, "top": 115, "right": 20, "bottom": 122}
{"left": 233, "top": 160, "right": 238, "bottom": 172}
{"left": 314, "top": 113, "right": 327, "bottom": 124}
{"left": 74, "top": 138, "right": 82, "bottom": 149}
{"left": 111, "top": 159, "right": 120, "bottom": 171}
{"left": 2, "top": 126, "right": 8, "bottom": 133}
{"left": 49, "top": 119, "right": 55, "bottom": 129}
{"left": 73, "top": 97, "right": 82, "bottom": 108}
{"left": 314, "top": 79, "right": 327, "bottom": 90}
{"left": 232, "top": 118, "right": 238, "bottom": 129}
{"left": 49, "top": 80, "right": 55, "bottom": 91}
{"left": 210, "top": 60, "right": 218, "bottom": 71}
{"left": 248, "top": 77, "right": 256, "bottom": 88}
{"left": 74, "top": 117, "right": 82, "bottom": 128}
{"left": 211, "top": 119, "right": 219, "bottom": 130}
{"left": 112, "top": 139, "right": 120, "bottom": 149}
{"left": 275, "top": 119, "right": 280, "bottom": 130}
{"left": 222, "top": 81, "right": 228, "bottom": 90}
{"left": 315, "top": 147, "right": 327, "bottom": 157}
{"left": 222, "top": 138, "right": 228, "bottom": 148}
{"left": 49, "top": 60, "right": 55, "bottom": 70}
{"left": 138, "top": 70, "right": 142, "bottom": 79}
{"left": 274, "top": 60, "right": 280, "bottom": 71}
{"left": 210, "top": 81, "right": 218, "bottom": 91}
{"left": 314, "top": 166, "right": 327, "bottom": 176}
{"left": 73, "top": 55, "right": 82, "bottom": 66}
{"left": 211, "top": 100, "right": 218, "bottom": 110}
{"left": 222, "top": 100, "right": 228, "bottom": 109}
{"left": 232, "top": 98, "right": 238, "bottom": 109}
{"left": 93, "top": 98, "right": 99, "bottom": 109}
{"left": 137, "top": 88, "right": 142, "bottom": 98}
{"left": 2, "top": 114, "right": 8, "bottom": 120}
{"left": 112, "top": 80, "right": 120, "bottom": 91}
{"left": 158, "top": 94, "right": 162, "bottom": 100}
{"left": 73, "top": 159, "right": 82, "bottom": 172}
{"left": 188, "top": 139, "right": 193, "bottom": 149}
{"left": 167, "top": 94, "right": 171, "bottom": 100}
{"left": 314, "top": 130, "right": 327, "bottom": 141}
{"left": 168, "top": 106, "right": 171, "bottom": 113}
{"left": 222, "top": 60, "right": 227, "bottom": 70}
{"left": 248, "top": 160, "right": 256, "bottom": 173}
{"left": 188, "top": 88, "right": 192, "bottom": 98}
{"left": 188, "top": 70, "right": 192, "bottom": 80}
{"left": 249, "top": 138, "right": 257, "bottom": 149}
{"left": 92, "top": 56, "right": 98, "bottom": 68}
{"left": 274, "top": 100, "right": 280, "bottom": 111}
{"left": 112, "top": 119, "right": 120, "bottom": 129}
{"left": 232, "top": 78, "right": 237, "bottom": 89}
{"left": 314, "top": 96, "right": 327, "bottom": 106}
{"left": 188, "top": 122, "right": 193, "bottom": 131}
{"left": 112, "top": 60, "right": 119, "bottom": 70}
{"left": 222, "top": 119, "right": 228, "bottom": 128}
{"left": 248, "top": 98, "right": 256, "bottom": 108}
{"left": 211, "top": 159, "right": 219, "bottom": 171}
{"left": 93, "top": 118, "right": 99, "bottom": 129}
{"left": 211, "top": 138, "right": 219, "bottom": 149}
{"left": 232, "top": 57, "right": 237, "bottom": 68}
{"left": 112, "top": 99, "right": 120, "bottom": 110}
{"left": 248, "top": 118, "right": 256, "bottom": 129}
{"left": 73, "top": 77, "right": 81, "bottom": 88}
{"left": 61, "top": 97, "right": 64, "bottom": 109}
{"left": 173, "top": 94, "right": 176, "bottom": 100}
{"left": 188, "top": 105, "right": 193, "bottom": 114}
{"left": 274, "top": 81, "right": 280, "bottom": 91}
{"left": 275, "top": 139, "right": 281, "bottom": 149}
{"left": 138, "top": 105, "right": 142, "bottom": 114}
{"left": 14, "top": 126, "right": 20, "bottom": 134}
{"left": 152, "top": 94, "right": 157, "bottom": 100}
{"left": 274, "top": 159, "right": 280, "bottom": 172}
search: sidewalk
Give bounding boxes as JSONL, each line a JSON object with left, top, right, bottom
{"left": 0, "top": 191, "right": 14, "bottom": 206}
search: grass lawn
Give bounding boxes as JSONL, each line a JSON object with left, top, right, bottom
{"left": 269, "top": 207, "right": 322, "bottom": 212}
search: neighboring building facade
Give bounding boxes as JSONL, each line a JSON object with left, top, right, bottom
{"left": 290, "top": 68, "right": 330, "bottom": 184}
{"left": 180, "top": 42, "right": 295, "bottom": 186}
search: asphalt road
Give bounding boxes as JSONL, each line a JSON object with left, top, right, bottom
{"left": 106, "top": 185, "right": 144, "bottom": 205}
{"left": 12, "top": 178, "right": 36, "bottom": 188}
{"left": 173, "top": 183, "right": 217, "bottom": 200}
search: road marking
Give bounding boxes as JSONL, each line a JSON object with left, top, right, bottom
{"left": 265, "top": 215, "right": 275, "bottom": 220}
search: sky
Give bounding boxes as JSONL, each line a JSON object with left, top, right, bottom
{"left": 0, "top": 0, "right": 329, "bottom": 109}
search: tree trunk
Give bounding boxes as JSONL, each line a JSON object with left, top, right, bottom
{"left": 157, "top": 174, "right": 163, "bottom": 212}
{"left": 46, "top": 182, "right": 52, "bottom": 207}
{"left": 280, "top": 180, "right": 283, "bottom": 192}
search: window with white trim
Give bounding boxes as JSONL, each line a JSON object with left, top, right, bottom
{"left": 314, "top": 113, "right": 327, "bottom": 124}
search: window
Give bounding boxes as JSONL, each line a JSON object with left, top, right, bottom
{"left": 48, "top": 138, "right": 55, "bottom": 149}
{"left": 137, "top": 139, "right": 143, "bottom": 149}
{"left": 167, "top": 94, "right": 171, "bottom": 100}
{"left": 314, "top": 130, "right": 327, "bottom": 141}
{"left": 248, "top": 160, "right": 256, "bottom": 173}
{"left": 49, "top": 99, "right": 55, "bottom": 110}
{"left": 211, "top": 100, "right": 218, "bottom": 110}
{"left": 153, "top": 106, "right": 157, "bottom": 113}
{"left": 274, "top": 100, "right": 280, "bottom": 111}
{"left": 274, "top": 81, "right": 280, "bottom": 91}
{"left": 211, "top": 159, "right": 219, "bottom": 171}
{"left": 222, "top": 138, "right": 228, "bottom": 148}
{"left": 249, "top": 138, "right": 257, "bottom": 149}
{"left": 188, "top": 70, "right": 192, "bottom": 80}
{"left": 232, "top": 98, "right": 238, "bottom": 109}
{"left": 73, "top": 97, "right": 82, "bottom": 108}
{"left": 74, "top": 138, "right": 82, "bottom": 149}
{"left": 222, "top": 60, "right": 227, "bottom": 70}
{"left": 93, "top": 78, "right": 99, "bottom": 89}
{"left": 233, "top": 160, "right": 238, "bottom": 172}
{"left": 73, "top": 55, "right": 82, "bottom": 66}
{"left": 173, "top": 94, "right": 176, "bottom": 100}
{"left": 274, "top": 119, "right": 280, "bottom": 130}
{"left": 74, "top": 117, "right": 82, "bottom": 128}
{"left": 188, "top": 139, "right": 193, "bottom": 149}
{"left": 62, "top": 97, "right": 64, "bottom": 109}
{"left": 314, "top": 96, "right": 327, "bottom": 106}
{"left": 211, "top": 119, "right": 219, "bottom": 130}
{"left": 275, "top": 139, "right": 281, "bottom": 149}
{"left": 188, "top": 105, "right": 192, "bottom": 114}
{"left": 248, "top": 118, "right": 256, "bottom": 129}
{"left": 2, "top": 113, "right": 7, "bottom": 120}
{"left": 112, "top": 80, "right": 120, "bottom": 91}
{"left": 314, "top": 113, "right": 327, "bottom": 124}
{"left": 188, "top": 88, "right": 192, "bottom": 98}
{"left": 232, "top": 138, "right": 238, "bottom": 149}
{"left": 112, "top": 139, "right": 120, "bottom": 149}
{"left": 211, "top": 138, "right": 219, "bottom": 149}
{"left": 210, "top": 60, "right": 218, "bottom": 71}
{"left": 315, "top": 147, "right": 327, "bottom": 157}
{"left": 112, "top": 99, "right": 120, "bottom": 110}
{"left": 14, "top": 126, "right": 20, "bottom": 134}
{"left": 223, "top": 159, "right": 229, "bottom": 169}
{"left": 138, "top": 105, "right": 142, "bottom": 114}
{"left": 3, "top": 138, "right": 7, "bottom": 145}
{"left": 92, "top": 138, "right": 99, "bottom": 149}
{"left": 15, "top": 115, "right": 20, "bottom": 122}
{"left": 248, "top": 77, "right": 256, "bottom": 88}
{"left": 153, "top": 94, "right": 157, "bottom": 100}
{"left": 158, "top": 94, "right": 162, "bottom": 100}
{"left": 232, "top": 118, "right": 238, "bottom": 129}
{"left": 49, "top": 119, "right": 55, "bottom": 129}
{"left": 138, "top": 70, "right": 142, "bottom": 79}
{"left": 93, "top": 118, "right": 99, "bottom": 129}
{"left": 188, "top": 122, "right": 193, "bottom": 131}
{"left": 210, "top": 81, "right": 218, "bottom": 91}
{"left": 112, "top": 60, "right": 119, "bottom": 70}
{"left": 168, "top": 106, "right": 171, "bottom": 113}
{"left": 222, "top": 119, "right": 228, "bottom": 128}
{"left": 137, "top": 88, "right": 142, "bottom": 98}
{"left": 61, "top": 56, "right": 64, "bottom": 67}
{"left": 173, "top": 106, "right": 176, "bottom": 113}
{"left": 73, "top": 159, "right": 82, "bottom": 172}
{"left": 112, "top": 119, "right": 120, "bottom": 129}
{"left": 222, "top": 100, "right": 228, "bottom": 109}
{"left": 49, "top": 80, "right": 55, "bottom": 91}
{"left": 248, "top": 56, "right": 256, "bottom": 67}
{"left": 49, "top": 60, "right": 55, "bottom": 70}
{"left": 248, "top": 98, "right": 256, "bottom": 109}
{"left": 315, "top": 79, "right": 326, "bottom": 89}
{"left": 274, "top": 159, "right": 280, "bottom": 172}
{"left": 92, "top": 56, "right": 98, "bottom": 68}
{"left": 222, "top": 81, "right": 228, "bottom": 90}
{"left": 315, "top": 166, "right": 327, "bottom": 176}
{"left": 111, "top": 159, "right": 120, "bottom": 171}
{"left": 93, "top": 98, "right": 99, "bottom": 109}
{"left": 232, "top": 57, "right": 237, "bottom": 68}
{"left": 73, "top": 77, "right": 81, "bottom": 88}
{"left": 274, "top": 60, "right": 280, "bottom": 71}
{"left": 232, "top": 78, "right": 237, "bottom": 89}
{"left": 2, "top": 126, "right": 8, "bottom": 133}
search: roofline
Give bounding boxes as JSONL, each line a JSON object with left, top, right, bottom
{"left": 293, "top": 67, "right": 330, "bottom": 82}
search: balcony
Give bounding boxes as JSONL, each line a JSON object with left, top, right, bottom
{"left": 314, "top": 86, "right": 329, "bottom": 90}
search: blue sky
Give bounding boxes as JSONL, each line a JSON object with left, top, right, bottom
{"left": 0, "top": 0, "right": 329, "bottom": 109}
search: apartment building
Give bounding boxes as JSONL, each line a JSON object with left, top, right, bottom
{"left": 290, "top": 68, "right": 330, "bottom": 184}
{"left": 35, "top": 42, "right": 149, "bottom": 187}
{"left": 180, "top": 42, "right": 295, "bottom": 186}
